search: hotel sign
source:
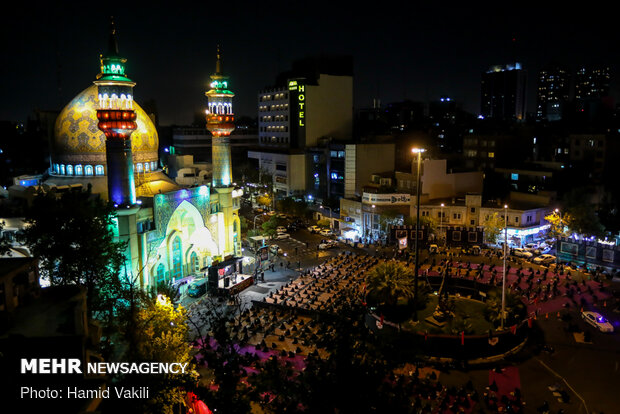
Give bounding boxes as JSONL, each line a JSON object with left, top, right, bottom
{"left": 288, "top": 79, "right": 306, "bottom": 147}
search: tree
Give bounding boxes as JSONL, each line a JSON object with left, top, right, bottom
{"left": 256, "top": 194, "right": 272, "bottom": 209}
{"left": 483, "top": 288, "right": 526, "bottom": 328}
{"left": 544, "top": 210, "right": 569, "bottom": 239}
{"left": 561, "top": 188, "right": 605, "bottom": 237}
{"left": 18, "top": 188, "right": 127, "bottom": 321}
{"left": 316, "top": 218, "right": 331, "bottom": 228}
{"left": 482, "top": 212, "right": 506, "bottom": 245}
{"left": 110, "top": 294, "right": 198, "bottom": 414}
{"left": 365, "top": 261, "right": 416, "bottom": 307}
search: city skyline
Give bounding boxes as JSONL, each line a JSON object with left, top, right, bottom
{"left": 2, "top": 3, "right": 619, "bottom": 125}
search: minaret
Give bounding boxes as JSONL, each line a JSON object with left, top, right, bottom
{"left": 94, "top": 17, "right": 137, "bottom": 206}
{"left": 205, "top": 45, "right": 235, "bottom": 187}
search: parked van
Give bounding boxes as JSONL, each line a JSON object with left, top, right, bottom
{"left": 187, "top": 278, "right": 207, "bottom": 298}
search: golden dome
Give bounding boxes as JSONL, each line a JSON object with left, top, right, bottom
{"left": 52, "top": 84, "right": 158, "bottom": 168}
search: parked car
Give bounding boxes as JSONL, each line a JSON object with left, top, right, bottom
{"left": 276, "top": 226, "right": 287, "bottom": 233}
{"left": 187, "top": 278, "right": 207, "bottom": 298}
{"left": 512, "top": 248, "right": 533, "bottom": 259}
{"left": 269, "top": 244, "right": 283, "bottom": 255}
{"left": 581, "top": 310, "right": 614, "bottom": 333}
{"left": 533, "top": 254, "right": 556, "bottom": 265}
{"left": 319, "top": 240, "right": 338, "bottom": 249}
{"left": 307, "top": 225, "right": 321, "bottom": 233}
{"left": 319, "top": 229, "right": 334, "bottom": 237}
{"left": 275, "top": 232, "right": 290, "bottom": 240}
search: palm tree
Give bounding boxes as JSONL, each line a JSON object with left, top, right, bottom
{"left": 365, "top": 261, "right": 415, "bottom": 307}
{"left": 484, "top": 288, "right": 526, "bottom": 327}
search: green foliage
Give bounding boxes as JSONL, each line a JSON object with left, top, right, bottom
{"left": 18, "top": 188, "right": 127, "bottom": 321}
{"left": 483, "top": 212, "right": 506, "bottom": 244}
{"left": 483, "top": 288, "right": 526, "bottom": 327}
{"left": 316, "top": 218, "right": 331, "bottom": 228}
{"left": 449, "top": 314, "right": 474, "bottom": 335}
{"left": 366, "top": 261, "right": 416, "bottom": 306}
{"left": 260, "top": 216, "right": 284, "bottom": 237}
{"left": 116, "top": 295, "right": 197, "bottom": 414}
{"left": 561, "top": 188, "right": 605, "bottom": 237}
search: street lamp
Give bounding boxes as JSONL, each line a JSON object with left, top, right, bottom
{"left": 554, "top": 208, "right": 562, "bottom": 265}
{"left": 253, "top": 212, "right": 266, "bottom": 230}
{"left": 501, "top": 204, "right": 508, "bottom": 329}
{"left": 440, "top": 203, "right": 445, "bottom": 246}
{"left": 320, "top": 205, "right": 332, "bottom": 230}
{"left": 411, "top": 147, "right": 425, "bottom": 321}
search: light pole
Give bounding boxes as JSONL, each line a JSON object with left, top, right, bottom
{"left": 412, "top": 147, "right": 425, "bottom": 321}
{"left": 554, "top": 208, "right": 562, "bottom": 265}
{"left": 320, "top": 205, "right": 332, "bottom": 230}
{"left": 501, "top": 204, "right": 508, "bottom": 329}
{"left": 253, "top": 212, "right": 266, "bottom": 230}
{"left": 440, "top": 203, "right": 445, "bottom": 246}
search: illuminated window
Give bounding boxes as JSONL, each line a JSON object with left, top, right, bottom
{"left": 136, "top": 163, "right": 143, "bottom": 173}
{"left": 85, "top": 165, "right": 93, "bottom": 176}
{"left": 488, "top": 152, "right": 495, "bottom": 158}
{"left": 75, "top": 165, "right": 83, "bottom": 175}
{"left": 60, "top": 164, "right": 66, "bottom": 175}
{"left": 144, "top": 162, "right": 150, "bottom": 172}
{"left": 95, "top": 165, "right": 104, "bottom": 176}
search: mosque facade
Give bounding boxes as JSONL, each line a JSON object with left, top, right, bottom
{"left": 49, "top": 22, "right": 241, "bottom": 290}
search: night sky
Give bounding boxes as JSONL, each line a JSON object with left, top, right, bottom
{"left": 2, "top": 2, "right": 619, "bottom": 125}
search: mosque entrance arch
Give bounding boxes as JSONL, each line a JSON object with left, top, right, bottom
{"left": 159, "top": 200, "right": 220, "bottom": 281}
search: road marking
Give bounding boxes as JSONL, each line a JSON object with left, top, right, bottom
{"left": 536, "top": 358, "right": 589, "bottom": 414}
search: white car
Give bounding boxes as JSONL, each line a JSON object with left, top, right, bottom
{"left": 319, "top": 229, "right": 334, "bottom": 237}
{"left": 307, "top": 225, "right": 321, "bottom": 233}
{"left": 512, "top": 248, "right": 533, "bottom": 259}
{"left": 533, "top": 254, "right": 556, "bottom": 265}
{"left": 318, "top": 240, "right": 338, "bottom": 250}
{"left": 276, "top": 226, "right": 287, "bottom": 233}
{"left": 581, "top": 311, "right": 614, "bottom": 333}
{"left": 269, "top": 244, "right": 283, "bottom": 255}
{"left": 275, "top": 232, "right": 290, "bottom": 240}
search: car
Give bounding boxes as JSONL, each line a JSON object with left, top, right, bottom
{"left": 275, "top": 232, "right": 290, "bottom": 240}
{"left": 307, "top": 225, "right": 321, "bottom": 233}
{"left": 266, "top": 210, "right": 276, "bottom": 216}
{"left": 276, "top": 226, "right": 287, "bottom": 233}
{"left": 533, "top": 254, "right": 556, "bottom": 265}
{"left": 319, "top": 229, "right": 334, "bottom": 237}
{"left": 319, "top": 240, "right": 338, "bottom": 249}
{"left": 581, "top": 311, "right": 614, "bottom": 333}
{"left": 187, "top": 278, "right": 207, "bottom": 298}
{"left": 512, "top": 248, "right": 533, "bottom": 259}
{"left": 429, "top": 244, "right": 439, "bottom": 254}
{"left": 269, "top": 244, "right": 283, "bottom": 255}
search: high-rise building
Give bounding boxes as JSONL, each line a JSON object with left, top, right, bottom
{"left": 536, "top": 64, "right": 570, "bottom": 121}
{"left": 481, "top": 63, "right": 527, "bottom": 121}
{"left": 249, "top": 56, "right": 353, "bottom": 199}
{"left": 574, "top": 66, "right": 611, "bottom": 100}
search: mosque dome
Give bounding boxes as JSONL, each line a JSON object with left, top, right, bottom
{"left": 51, "top": 84, "right": 159, "bottom": 176}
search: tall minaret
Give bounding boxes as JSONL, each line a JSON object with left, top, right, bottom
{"left": 205, "top": 45, "right": 235, "bottom": 187}
{"left": 94, "top": 17, "right": 137, "bottom": 206}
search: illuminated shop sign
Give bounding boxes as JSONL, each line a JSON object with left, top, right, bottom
{"left": 362, "top": 193, "right": 411, "bottom": 205}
